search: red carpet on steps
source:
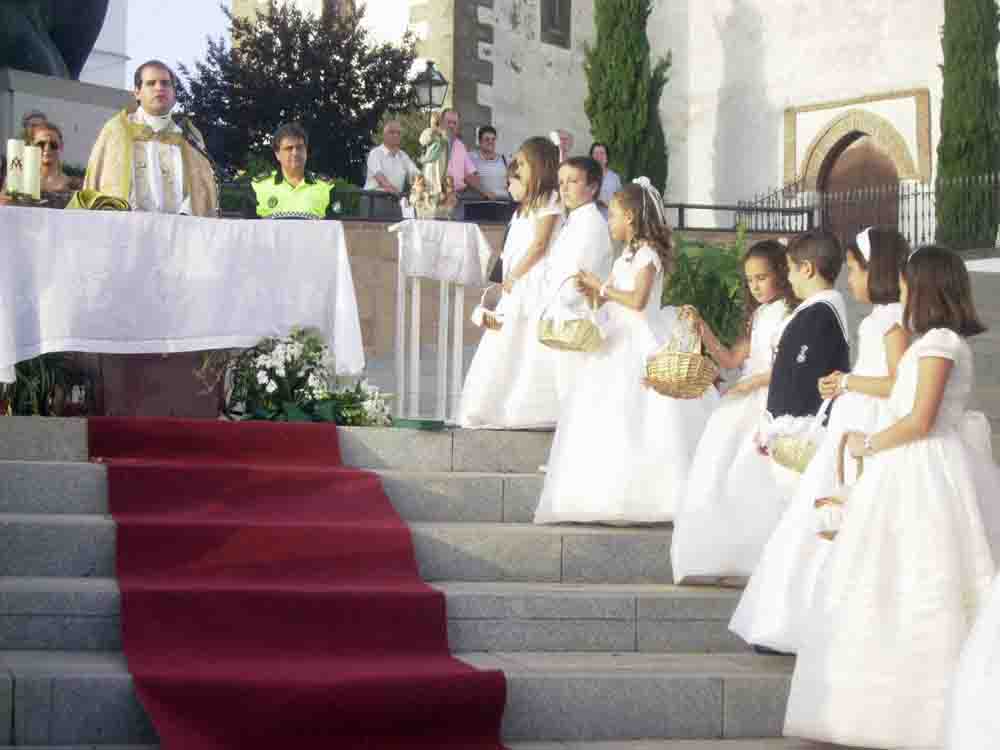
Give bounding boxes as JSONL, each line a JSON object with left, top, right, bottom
{"left": 88, "top": 417, "right": 508, "bottom": 750}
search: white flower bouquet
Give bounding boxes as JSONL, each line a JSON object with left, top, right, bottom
{"left": 223, "top": 327, "right": 391, "bottom": 426}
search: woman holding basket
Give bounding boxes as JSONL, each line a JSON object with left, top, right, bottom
{"left": 533, "top": 179, "right": 718, "bottom": 525}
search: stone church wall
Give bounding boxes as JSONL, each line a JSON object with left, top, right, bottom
{"left": 412, "top": 0, "right": 1000, "bottom": 211}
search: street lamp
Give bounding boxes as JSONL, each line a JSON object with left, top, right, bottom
{"left": 411, "top": 60, "right": 449, "bottom": 121}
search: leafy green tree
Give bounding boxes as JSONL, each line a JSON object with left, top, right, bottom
{"left": 584, "top": 0, "right": 670, "bottom": 190}
{"left": 936, "top": 0, "right": 1000, "bottom": 247}
{"left": 176, "top": 1, "right": 416, "bottom": 183}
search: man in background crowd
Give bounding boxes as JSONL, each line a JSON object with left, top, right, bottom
{"left": 363, "top": 119, "right": 419, "bottom": 218}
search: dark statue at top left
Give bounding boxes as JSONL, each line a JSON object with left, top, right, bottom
{"left": 0, "top": 0, "right": 111, "bottom": 79}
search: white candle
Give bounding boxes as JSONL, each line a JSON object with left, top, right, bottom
{"left": 5, "top": 139, "right": 24, "bottom": 195}
{"left": 22, "top": 145, "right": 41, "bottom": 200}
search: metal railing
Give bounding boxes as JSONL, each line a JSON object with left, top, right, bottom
{"left": 666, "top": 202, "right": 814, "bottom": 234}
{"left": 733, "top": 174, "right": 1000, "bottom": 251}
{"left": 219, "top": 182, "right": 515, "bottom": 224}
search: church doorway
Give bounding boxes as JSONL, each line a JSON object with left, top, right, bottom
{"left": 818, "top": 132, "right": 900, "bottom": 245}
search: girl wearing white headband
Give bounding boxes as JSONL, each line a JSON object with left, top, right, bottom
{"left": 534, "top": 177, "right": 718, "bottom": 525}
{"left": 732, "top": 226, "right": 910, "bottom": 652}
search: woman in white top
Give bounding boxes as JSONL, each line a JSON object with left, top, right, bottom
{"left": 590, "top": 142, "right": 622, "bottom": 206}
{"left": 459, "top": 137, "right": 563, "bottom": 428}
{"left": 731, "top": 227, "right": 910, "bottom": 652}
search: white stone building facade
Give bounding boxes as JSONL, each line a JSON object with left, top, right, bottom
{"left": 409, "top": 0, "right": 999, "bottom": 220}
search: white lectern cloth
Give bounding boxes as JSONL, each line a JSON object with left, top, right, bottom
{"left": 390, "top": 219, "right": 492, "bottom": 284}
{"left": 0, "top": 207, "right": 364, "bottom": 382}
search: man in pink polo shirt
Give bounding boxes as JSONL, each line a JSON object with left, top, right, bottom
{"left": 442, "top": 109, "right": 487, "bottom": 217}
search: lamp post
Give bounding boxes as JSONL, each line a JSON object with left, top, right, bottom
{"left": 411, "top": 60, "right": 449, "bottom": 123}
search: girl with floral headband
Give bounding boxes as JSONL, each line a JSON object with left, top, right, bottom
{"left": 534, "top": 178, "right": 718, "bottom": 524}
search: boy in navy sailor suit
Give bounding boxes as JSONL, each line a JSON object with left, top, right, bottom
{"left": 767, "top": 231, "right": 851, "bottom": 420}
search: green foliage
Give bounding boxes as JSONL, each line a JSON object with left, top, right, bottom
{"left": 936, "top": 0, "right": 1000, "bottom": 246}
{"left": 176, "top": 1, "right": 416, "bottom": 184}
{"left": 584, "top": 0, "right": 670, "bottom": 190}
{"left": 663, "top": 229, "right": 748, "bottom": 346}
{"left": 0, "top": 354, "right": 91, "bottom": 417}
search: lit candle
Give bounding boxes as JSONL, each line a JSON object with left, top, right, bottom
{"left": 5, "top": 139, "right": 24, "bottom": 195}
{"left": 22, "top": 145, "right": 41, "bottom": 200}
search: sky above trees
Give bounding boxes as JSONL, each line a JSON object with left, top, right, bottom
{"left": 125, "top": 0, "right": 407, "bottom": 88}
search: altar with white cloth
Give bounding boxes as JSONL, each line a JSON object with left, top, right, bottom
{"left": 0, "top": 207, "right": 364, "bottom": 392}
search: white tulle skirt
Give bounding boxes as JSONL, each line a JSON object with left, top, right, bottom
{"left": 947, "top": 574, "right": 1000, "bottom": 750}
{"left": 784, "top": 426, "right": 997, "bottom": 749}
{"left": 458, "top": 283, "right": 560, "bottom": 429}
{"left": 533, "top": 306, "right": 718, "bottom": 524}
{"left": 669, "top": 386, "right": 799, "bottom": 581}
{"left": 729, "top": 390, "right": 880, "bottom": 651}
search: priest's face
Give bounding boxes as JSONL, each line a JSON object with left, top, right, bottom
{"left": 135, "top": 65, "right": 176, "bottom": 116}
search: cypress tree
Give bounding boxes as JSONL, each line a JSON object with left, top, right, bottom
{"left": 584, "top": 0, "right": 670, "bottom": 191}
{"left": 936, "top": 0, "right": 1000, "bottom": 247}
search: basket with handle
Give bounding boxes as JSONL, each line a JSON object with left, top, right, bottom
{"left": 537, "top": 275, "right": 604, "bottom": 353}
{"left": 813, "top": 432, "right": 864, "bottom": 541}
{"left": 645, "top": 318, "right": 719, "bottom": 399}
{"left": 470, "top": 284, "right": 504, "bottom": 331}
{"left": 765, "top": 398, "right": 833, "bottom": 474}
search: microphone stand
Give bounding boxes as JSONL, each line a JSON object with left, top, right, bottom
{"left": 173, "top": 114, "right": 223, "bottom": 218}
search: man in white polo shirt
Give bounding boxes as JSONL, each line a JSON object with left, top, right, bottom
{"left": 363, "top": 119, "right": 419, "bottom": 218}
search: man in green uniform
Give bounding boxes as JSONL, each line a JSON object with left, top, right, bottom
{"left": 250, "top": 123, "right": 336, "bottom": 219}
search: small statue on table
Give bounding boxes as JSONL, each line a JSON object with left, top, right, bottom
{"left": 418, "top": 112, "right": 449, "bottom": 200}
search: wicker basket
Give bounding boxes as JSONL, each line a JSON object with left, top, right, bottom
{"left": 645, "top": 323, "right": 718, "bottom": 399}
{"left": 813, "top": 433, "right": 863, "bottom": 541}
{"left": 537, "top": 276, "right": 604, "bottom": 353}
{"left": 470, "top": 284, "right": 504, "bottom": 332}
{"left": 766, "top": 398, "right": 833, "bottom": 474}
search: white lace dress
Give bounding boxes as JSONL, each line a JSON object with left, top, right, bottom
{"left": 730, "top": 303, "right": 903, "bottom": 651}
{"left": 458, "top": 194, "right": 563, "bottom": 428}
{"left": 668, "top": 299, "right": 790, "bottom": 580}
{"left": 784, "top": 328, "right": 997, "bottom": 749}
{"left": 533, "top": 244, "right": 718, "bottom": 524}
{"left": 947, "top": 573, "right": 1000, "bottom": 750}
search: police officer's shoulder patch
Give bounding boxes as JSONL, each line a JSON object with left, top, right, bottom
{"left": 267, "top": 196, "right": 279, "bottom": 208}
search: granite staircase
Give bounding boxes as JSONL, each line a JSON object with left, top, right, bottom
{"left": 0, "top": 272, "right": 999, "bottom": 750}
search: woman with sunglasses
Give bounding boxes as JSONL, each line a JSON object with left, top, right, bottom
{"left": 1, "top": 121, "right": 82, "bottom": 207}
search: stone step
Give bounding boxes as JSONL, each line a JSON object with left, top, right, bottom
{"left": 0, "top": 418, "right": 556, "bottom": 473}
{"left": 0, "top": 461, "right": 545, "bottom": 523}
{"left": 0, "top": 578, "right": 747, "bottom": 654}
{"left": 0, "top": 651, "right": 792, "bottom": 745}
{"left": 0, "top": 518, "right": 673, "bottom": 584}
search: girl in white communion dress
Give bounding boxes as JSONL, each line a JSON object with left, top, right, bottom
{"left": 784, "top": 246, "right": 997, "bottom": 749}
{"left": 668, "top": 239, "right": 796, "bottom": 581}
{"left": 533, "top": 179, "right": 717, "bottom": 525}
{"left": 459, "top": 137, "right": 563, "bottom": 429}
{"left": 947, "top": 572, "right": 1000, "bottom": 750}
{"left": 730, "top": 227, "right": 910, "bottom": 652}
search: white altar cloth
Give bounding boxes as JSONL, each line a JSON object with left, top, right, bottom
{"left": 0, "top": 207, "right": 364, "bottom": 383}
{"left": 391, "top": 219, "right": 493, "bottom": 285}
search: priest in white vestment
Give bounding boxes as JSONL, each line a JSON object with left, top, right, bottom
{"left": 84, "top": 60, "right": 218, "bottom": 217}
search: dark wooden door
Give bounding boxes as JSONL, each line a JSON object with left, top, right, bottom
{"left": 820, "top": 135, "right": 900, "bottom": 246}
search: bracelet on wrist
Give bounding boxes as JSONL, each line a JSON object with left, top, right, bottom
{"left": 840, "top": 373, "right": 850, "bottom": 393}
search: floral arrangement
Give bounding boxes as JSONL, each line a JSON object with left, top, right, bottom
{"left": 220, "top": 327, "right": 391, "bottom": 425}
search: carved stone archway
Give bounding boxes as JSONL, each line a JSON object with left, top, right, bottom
{"left": 800, "top": 109, "right": 918, "bottom": 191}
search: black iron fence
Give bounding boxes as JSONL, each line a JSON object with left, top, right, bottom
{"left": 736, "top": 173, "right": 1000, "bottom": 251}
